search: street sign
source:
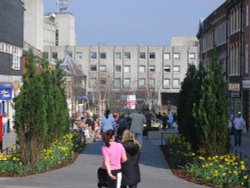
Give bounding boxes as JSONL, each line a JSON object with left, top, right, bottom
{"left": 0, "top": 85, "right": 13, "bottom": 100}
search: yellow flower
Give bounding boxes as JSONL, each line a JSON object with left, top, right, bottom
{"left": 233, "top": 170, "right": 238, "bottom": 176}
{"left": 243, "top": 175, "right": 248, "bottom": 180}
{"left": 241, "top": 165, "right": 246, "bottom": 170}
{"left": 222, "top": 173, "right": 226, "bottom": 177}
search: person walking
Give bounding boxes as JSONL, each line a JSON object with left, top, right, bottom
{"left": 129, "top": 107, "right": 146, "bottom": 145}
{"left": 101, "top": 109, "right": 116, "bottom": 133}
{"left": 2, "top": 112, "right": 8, "bottom": 135}
{"left": 100, "top": 129, "right": 127, "bottom": 188}
{"left": 233, "top": 111, "right": 246, "bottom": 146}
{"left": 121, "top": 130, "right": 141, "bottom": 188}
{"left": 161, "top": 112, "right": 168, "bottom": 130}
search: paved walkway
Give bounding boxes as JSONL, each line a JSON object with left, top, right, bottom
{"left": 0, "top": 134, "right": 207, "bottom": 188}
{"left": 1, "top": 131, "right": 250, "bottom": 188}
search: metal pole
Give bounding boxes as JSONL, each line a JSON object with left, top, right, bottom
{"left": 0, "top": 115, "right": 2, "bottom": 151}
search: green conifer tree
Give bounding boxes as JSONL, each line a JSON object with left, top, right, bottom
{"left": 193, "top": 50, "right": 229, "bottom": 156}
{"left": 14, "top": 50, "right": 47, "bottom": 167}
{"left": 178, "top": 64, "right": 205, "bottom": 151}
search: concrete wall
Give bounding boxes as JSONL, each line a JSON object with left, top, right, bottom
{"left": 23, "top": 0, "right": 44, "bottom": 52}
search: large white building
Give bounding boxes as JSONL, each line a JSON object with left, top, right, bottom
{"left": 23, "top": 0, "right": 44, "bottom": 52}
{"left": 44, "top": 37, "right": 199, "bottom": 111}
{"left": 44, "top": 12, "right": 76, "bottom": 47}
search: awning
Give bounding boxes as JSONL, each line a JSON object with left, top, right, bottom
{"left": 77, "top": 96, "right": 88, "bottom": 100}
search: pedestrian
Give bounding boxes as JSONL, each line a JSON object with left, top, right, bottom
{"left": 101, "top": 109, "right": 117, "bottom": 133}
{"left": 85, "top": 113, "right": 93, "bottom": 137}
{"left": 233, "top": 111, "right": 246, "bottom": 146}
{"left": 99, "top": 129, "right": 127, "bottom": 188}
{"left": 161, "top": 112, "right": 168, "bottom": 130}
{"left": 121, "top": 130, "right": 141, "bottom": 188}
{"left": 129, "top": 106, "right": 146, "bottom": 145}
{"left": 116, "top": 114, "right": 128, "bottom": 142}
{"left": 2, "top": 112, "right": 8, "bottom": 135}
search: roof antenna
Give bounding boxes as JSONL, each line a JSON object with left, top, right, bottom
{"left": 56, "top": 0, "right": 69, "bottom": 13}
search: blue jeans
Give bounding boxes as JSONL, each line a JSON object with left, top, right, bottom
{"left": 134, "top": 133, "right": 143, "bottom": 145}
{"left": 234, "top": 129, "right": 242, "bottom": 146}
{"left": 121, "top": 184, "right": 137, "bottom": 188}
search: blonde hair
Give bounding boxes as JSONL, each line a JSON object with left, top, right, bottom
{"left": 121, "top": 130, "right": 141, "bottom": 148}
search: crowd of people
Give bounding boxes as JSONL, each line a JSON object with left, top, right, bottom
{"left": 71, "top": 107, "right": 178, "bottom": 188}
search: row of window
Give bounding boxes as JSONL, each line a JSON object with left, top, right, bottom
{"left": 90, "top": 65, "right": 181, "bottom": 73}
{"left": 45, "top": 51, "right": 196, "bottom": 61}
{"left": 0, "top": 42, "right": 22, "bottom": 70}
{"left": 88, "top": 51, "right": 196, "bottom": 61}
{"left": 89, "top": 78, "right": 181, "bottom": 88}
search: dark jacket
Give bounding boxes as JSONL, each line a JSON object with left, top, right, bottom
{"left": 122, "top": 140, "right": 141, "bottom": 186}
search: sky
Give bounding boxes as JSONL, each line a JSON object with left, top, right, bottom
{"left": 44, "top": 0, "right": 225, "bottom": 46}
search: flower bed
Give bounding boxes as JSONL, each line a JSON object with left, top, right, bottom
{"left": 161, "top": 135, "right": 250, "bottom": 188}
{"left": 0, "top": 132, "right": 84, "bottom": 176}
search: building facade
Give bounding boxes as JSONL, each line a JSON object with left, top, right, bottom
{"left": 22, "top": 0, "right": 44, "bottom": 52}
{"left": 44, "top": 37, "right": 199, "bottom": 112}
{"left": 197, "top": 0, "right": 250, "bottom": 131}
{"left": 0, "top": 0, "right": 24, "bottom": 128}
{"left": 44, "top": 12, "right": 76, "bottom": 47}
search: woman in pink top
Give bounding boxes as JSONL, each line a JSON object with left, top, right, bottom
{"left": 101, "top": 129, "right": 127, "bottom": 188}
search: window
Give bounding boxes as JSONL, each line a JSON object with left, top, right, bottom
{"left": 90, "top": 52, "right": 97, "bottom": 59}
{"left": 139, "top": 65, "right": 146, "bottom": 73}
{"left": 55, "top": 29, "right": 59, "bottom": 46}
{"left": 52, "top": 52, "right": 58, "bottom": 59}
{"left": 173, "top": 53, "right": 180, "bottom": 60}
{"left": 149, "top": 52, "right": 155, "bottom": 59}
{"left": 189, "top": 53, "right": 196, "bottom": 60}
{"left": 99, "top": 65, "right": 106, "bottom": 72}
{"left": 245, "top": 44, "right": 249, "bottom": 74}
{"left": 115, "top": 65, "right": 121, "bottom": 72}
{"left": 100, "top": 78, "right": 106, "bottom": 85}
{"left": 114, "top": 78, "right": 121, "bottom": 88}
{"left": 75, "top": 52, "right": 82, "bottom": 60}
{"left": 115, "top": 52, "right": 121, "bottom": 60}
{"left": 90, "top": 78, "right": 96, "bottom": 87}
{"left": 173, "top": 66, "right": 180, "bottom": 73}
{"left": 148, "top": 66, "right": 155, "bottom": 72}
{"left": 124, "top": 78, "right": 131, "bottom": 87}
{"left": 100, "top": 52, "right": 106, "bottom": 59}
{"left": 148, "top": 79, "right": 155, "bottom": 88}
{"left": 164, "top": 52, "right": 171, "bottom": 60}
{"left": 124, "top": 52, "right": 131, "bottom": 60}
{"left": 90, "top": 65, "right": 97, "bottom": 71}
{"left": 246, "top": 5, "right": 249, "bottom": 27}
{"left": 173, "top": 79, "right": 180, "bottom": 88}
{"left": 164, "top": 65, "right": 171, "bottom": 72}
{"left": 163, "top": 79, "right": 170, "bottom": 88}
{"left": 140, "top": 52, "right": 146, "bottom": 59}
{"left": 139, "top": 78, "right": 145, "bottom": 87}
{"left": 124, "top": 65, "right": 131, "bottom": 73}
{"left": 12, "top": 55, "right": 20, "bottom": 70}
{"left": 43, "top": 52, "right": 49, "bottom": 59}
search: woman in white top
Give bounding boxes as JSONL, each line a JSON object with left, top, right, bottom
{"left": 101, "top": 109, "right": 116, "bottom": 133}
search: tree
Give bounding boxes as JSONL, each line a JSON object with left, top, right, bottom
{"left": 178, "top": 64, "right": 205, "bottom": 151}
{"left": 14, "top": 50, "right": 47, "bottom": 168}
{"left": 193, "top": 50, "right": 229, "bottom": 156}
{"left": 14, "top": 50, "right": 70, "bottom": 168}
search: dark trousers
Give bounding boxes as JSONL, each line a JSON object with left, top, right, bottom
{"left": 234, "top": 129, "right": 242, "bottom": 146}
{"left": 121, "top": 184, "right": 137, "bottom": 188}
{"left": 106, "top": 169, "right": 122, "bottom": 188}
